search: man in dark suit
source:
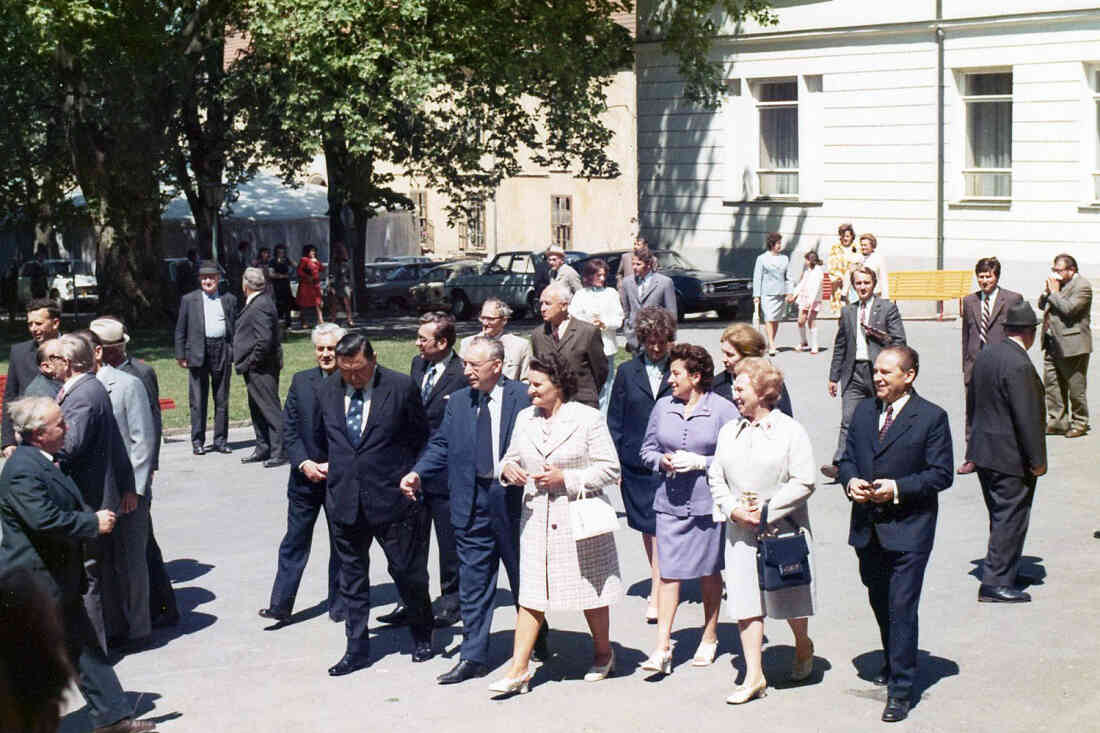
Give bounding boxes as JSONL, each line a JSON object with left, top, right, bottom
{"left": 380, "top": 312, "right": 465, "bottom": 628}
{"left": 24, "top": 338, "right": 64, "bottom": 398}
{"left": 0, "top": 397, "right": 154, "bottom": 733}
{"left": 969, "top": 302, "right": 1046, "bottom": 603}
{"left": 234, "top": 267, "right": 286, "bottom": 467}
{"left": 259, "top": 323, "right": 346, "bottom": 623}
{"left": 838, "top": 345, "right": 953, "bottom": 723}
{"left": 401, "top": 335, "right": 533, "bottom": 683}
{"left": 1, "top": 297, "right": 61, "bottom": 456}
{"left": 321, "top": 333, "right": 432, "bottom": 676}
{"left": 1039, "top": 252, "right": 1092, "bottom": 438}
{"left": 619, "top": 245, "right": 678, "bottom": 350}
{"left": 823, "top": 266, "right": 906, "bottom": 479}
{"left": 957, "top": 257, "right": 1024, "bottom": 474}
{"left": 174, "top": 260, "right": 237, "bottom": 455}
{"left": 530, "top": 283, "right": 608, "bottom": 408}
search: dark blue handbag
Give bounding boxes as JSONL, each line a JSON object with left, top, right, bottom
{"left": 756, "top": 500, "right": 812, "bottom": 591}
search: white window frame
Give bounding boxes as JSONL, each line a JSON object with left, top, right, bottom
{"left": 550, "top": 195, "right": 572, "bottom": 248}
{"left": 1091, "top": 68, "right": 1100, "bottom": 202}
{"left": 960, "top": 70, "right": 1013, "bottom": 201}
{"left": 754, "top": 78, "right": 800, "bottom": 200}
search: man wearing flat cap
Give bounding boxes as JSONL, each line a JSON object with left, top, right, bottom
{"left": 967, "top": 301, "right": 1046, "bottom": 604}
{"left": 545, "top": 245, "right": 581, "bottom": 296}
{"left": 174, "top": 260, "right": 237, "bottom": 455}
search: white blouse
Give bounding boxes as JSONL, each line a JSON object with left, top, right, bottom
{"left": 569, "top": 286, "right": 624, "bottom": 356}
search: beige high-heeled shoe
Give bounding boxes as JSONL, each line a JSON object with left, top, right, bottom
{"left": 640, "top": 647, "right": 673, "bottom": 675}
{"left": 584, "top": 649, "right": 616, "bottom": 682}
{"left": 790, "top": 639, "right": 814, "bottom": 682}
{"left": 726, "top": 676, "right": 767, "bottom": 705}
{"left": 691, "top": 640, "right": 718, "bottom": 666}
{"left": 488, "top": 670, "right": 533, "bottom": 695}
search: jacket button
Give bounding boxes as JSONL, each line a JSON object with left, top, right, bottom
{"left": 551, "top": 523, "right": 557, "bottom": 530}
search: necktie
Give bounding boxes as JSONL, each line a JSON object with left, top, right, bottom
{"left": 346, "top": 388, "right": 364, "bottom": 442}
{"left": 56, "top": 386, "right": 66, "bottom": 404}
{"left": 421, "top": 366, "right": 436, "bottom": 401}
{"left": 878, "top": 405, "right": 894, "bottom": 441}
{"left": 860, "top": 303, "right": 868, "bottom": 328}
{"left": 979, "top": 295, "right": 991, "bottom": 346}
{"left": 476, "top": 393, "right": 493, "bottom": 476}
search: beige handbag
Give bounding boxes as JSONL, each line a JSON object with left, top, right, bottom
{"left": 569, "top": 487, "right": 620, "bottom": 540}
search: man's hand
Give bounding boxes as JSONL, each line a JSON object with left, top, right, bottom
{"left": 846, "top": 478, "right": 874, "bottom": 503}
{"left": 1, "top": 446, "right": 14, "bottom": 459}
{"left": 400, "top": 472, "right": 421, "bottom": 500}
{"left": 119, "top": 492, "right": 138, "bottom": 514}
{"left": 828, "top": 381, "right": 838, "bottom": 398}
{"left": 300, "top": 460, "right": 327, "bottom": 483}
{"left": 870, "top": 479, "right": 897, "bottom": 504}
{"left": 501, "top": 463, "right": 528, "bottom": 487}
{"left": 1046, "top": 275, "right": 1061, "bottom": 294}
{"left": 177, "top": 358, "right": 188, "bottom": 368}
{"left": 96, "top": 510, "right": 117, "bottom": 534}
{"left": 1031, "top": 464, "right": 1046, "bottom": 477}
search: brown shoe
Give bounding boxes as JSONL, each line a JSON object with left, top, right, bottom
{"left": 1065, "top": 427, "right": 1088, "bottom": 438}
{"left": 93, "top": 719, "right": 156, "bottom": 733}
{"left": 1046, "top": 425, "right": 1066, "bottom": 435}
{"left": 956, "top": 461, "right": 976, "bottom": 475}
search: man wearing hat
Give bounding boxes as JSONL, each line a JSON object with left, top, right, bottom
{"left": 174, "top": 260, "right": 238, "bottom": 455}
{"left": 967, "top": 301, "right": 1046, "bottom": 604}
{"left": 545, "top": 245, "right": 582, "bottom": 296}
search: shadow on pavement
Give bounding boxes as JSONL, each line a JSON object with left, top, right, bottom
{"left": 164, "top": 558, "right": 214, "bottom": 584}
{"left": 851, "top": 649, "right": 959, "bottom": 708}
{"left": 117, "top": 586, "right": 217, "bottom": 659}
{"left": 967, "top": 555, "right": 1046, "bottom": 586}
{"left": 61, "top": 691, "right": 179, "bottom": 733}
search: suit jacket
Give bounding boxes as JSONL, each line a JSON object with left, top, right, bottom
{"left": 530, "top": 318, "right": 609, "bottom": 409}
{"left": 174, "top": 289, "right": 238, "bottom": 366}
{"left": 119, "top": 357, "right": 162, "bottom": 472}
{"left": 2, "top": 339, "right": 44, "bottom": 448}
{"left": 320, "top": 366, "right": 429, "bottom": 525}
{"left": 96, "top": 365, "right": 155, "bottom": 498}
{"left": 829, "top": 296, "right": 906, "bottom": 388}
{"left": 24, "top": 374, "right": 61, "bottom": 398}
{"left": 56, "top": 373, "right": 135, "bottom": 511}
{"left": 1040, "top": 273, "right": 1093, "bottom": 358}
{"left": 460, "top": 333, "right": 532, "bottom": 382}
{"left": 961, "top": 288, "right": 1024, "bottom": 383}
{"left": 620, "top": 272, "right": 678, "bottom": 347}
{"left": 713, "top": 369, "right": 793, "bottom": 418}
{"left": 283, "top": 367, "right": 329, "bottom": 495}
{"left": 0, "top": 447, "right": 100, "bottom": 605}
{"left": 608, "top": 355, "right": 671, "bottom": 472}
{"left": 233, "top": 292, "right": 283, "bottom": 375}
{"left": 967, "top": 339, "right": 1046, "bottom": 477}
{"left": 410, "top": 352, "right": 468, "bottom": 496}
{"left": 413, "top": 378, "right": 531, "bottom": 528}
{"left": 837, "top": 391, "right": 953, "bottom": 553}
{"left": 552, "top": 263, "right": 582, "bottom": 294}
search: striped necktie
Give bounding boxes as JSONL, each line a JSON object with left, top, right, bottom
{"left": 979, "top": 296, "right": 991, "bottom": 346}
{"left": 421, "top": 366, "right": 436, "bottom": 401}
{"left": 878, "top": 405, "right": 894, "bottom": 441}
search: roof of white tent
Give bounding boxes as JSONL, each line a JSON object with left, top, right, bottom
{"left": 162, "top": 171, "right": 330, "bottom": 221}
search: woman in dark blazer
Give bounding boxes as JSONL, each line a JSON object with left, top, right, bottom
{"left": 714, "top": 322, "right": 793, "bottom": 417}
{"left": 607, "top": 306, "right": 676, "bottom": 623}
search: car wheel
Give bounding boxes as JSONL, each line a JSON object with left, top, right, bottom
{"left": 526, "top": 291, "right": 539, "bottom": 321}
{"left": 676, "top": 296, "right": 687, "bottom": 323}
{"left": 451, "top": 291, "right": 472, "bottom": 320}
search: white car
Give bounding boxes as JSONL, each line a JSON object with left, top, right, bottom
{"left": 18, "top": 259, "right": 99, "bottom": 309}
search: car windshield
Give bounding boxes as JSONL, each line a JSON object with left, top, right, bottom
{"left": 422, "top": 267, "right": 447, "bottom": 282}
{"left": 385, "top": 266, "right": 415, "bottom": 281}
{"left": 655, "top": 251, "right": 696, "bottom": 271}
{"left": 47, "top": 261, "right": 91, "bottom": 276}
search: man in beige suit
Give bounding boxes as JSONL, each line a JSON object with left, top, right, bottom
{"left": 1039, "top": 253, "right": 1092, "bottom": 438}
{"left": 459, "top": 298, "right": 531, "bottom": 382}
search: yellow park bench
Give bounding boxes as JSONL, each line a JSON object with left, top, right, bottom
{"left": 888, "top": 270, "right": 973, "bottom": 319}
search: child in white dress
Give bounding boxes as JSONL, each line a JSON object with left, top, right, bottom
{"left": 787, "top": 251, "right": 824, "bottom": 353}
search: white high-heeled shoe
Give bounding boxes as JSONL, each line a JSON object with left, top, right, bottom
{"left": 640, "top": 647, "right": 673, "bottom": 675}
{"left": 691, "top": 640, "right": 718, "bottom": 666}
{"left": 726, "top": 676, "right": 767, "bottom": 705}
{"left": 488, "top": 670, "right": 533, "bottom": 695}
{"left": 584, "top": 649, "right": 616, "bottom": 682}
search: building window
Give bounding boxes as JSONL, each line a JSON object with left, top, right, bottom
{"left": 459, "top": 200, "right": 486, "bottom": 252}
{"left": 1094, "top": 70, "right": 1100, "bottom": 201}
{"left": 551, "top": 195, "right": 572, "bottom": 248}
{"left": 963, "top": 71, "right": 1012, "bottom": 199}
{"left": 756, "top": 80, "right": 799, "bottom": 198}
{"left": 412, "top": 190, "right": 433, "bottom": 250}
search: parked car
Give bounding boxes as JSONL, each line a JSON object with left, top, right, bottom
{"left": 362, "top": 261, "right": 434, "bottom": 313}
{"left": 373, "top": 255, "right": 434, "bottom": 264}
{"left": 444, "top": 249, "right": 585, "bottom": 320}
{"left": 576, "top": 249, "right": 753, "bottom": 320}
{"left": 409, "top": 259, "right": 483, "bottom": 313}
{"left": 17, "top": 259, "right": 98, "bottom": 310}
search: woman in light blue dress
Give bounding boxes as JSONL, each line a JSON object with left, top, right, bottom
{"left": 751, "top": 232, "right": 791, "bottom": 355}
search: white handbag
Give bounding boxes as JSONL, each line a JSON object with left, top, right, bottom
{"left": 569, "top": 487, "right": 621, "bottom": 540}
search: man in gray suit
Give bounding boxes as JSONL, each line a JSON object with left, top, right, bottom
{"left": 1039, "top": 253, "right": 1092, "bottom": 438}
{"left": 822, "top": 266, "right": 906, "bottom": 479}
{"left": 234, "top": 267, "right": 286, "bottom": 466}
{"left": 957, "top": 257, "right": 1023, "bottom": 474}
{"left": 619, "top": 245, "right": 677, "bottom": 350}
{"left": 546, "top": 245, "right": 582, "bottom": 295}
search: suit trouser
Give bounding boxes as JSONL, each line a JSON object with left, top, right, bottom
{"left": 332, "top": 501, "right": 433, "bottom": 655}
{"left": 146, "top": 511, "right": 178, "bottom": 622}
{"left": 423, "top": 487, "right": 460, "bottom": 607}
{"left": 188, "top": 337, "right": 231, "bottom": 448}
{"left": 833, "top": 361, "right": 874, "bottom": 463}
{"left": 454, "top": 477, "right": 522, "bottom": 665}
{"left": 977, "top": 467, "right": 1036, "bottom": 588}
{"left": 243, "top": 370, "right": 284, "bottom": 458}
{"left": 1044, "top": 351, "right": 1089, "bottom": 430}
{"left": 82, "top": 537, "right": 109, "bottom": 654}
{"left": 268, "top": 480, "right": 343, "bottom": 618}
{"left": 856, "top": 529, "right": 930, "bottom": 701}
{"left": 108, "top": 495, "right": 151, "bottom": 639}
{"left": 63, "top": 600, "right": 131, "bottom": 729}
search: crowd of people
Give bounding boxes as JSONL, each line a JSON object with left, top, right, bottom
{"left": 0, "top": 241, "right": 1091, "bottom": 730}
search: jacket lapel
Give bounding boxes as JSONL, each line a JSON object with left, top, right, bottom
{"left": 875, "top": 396, "right": 918, "bottom": 456}
{"left": 536, "top": 409, "right": 581, "bottom": 458}
{"left": 631, "top": 359, "right": 654, "bottom": 400}
{"left": 498, "top": 381, "right": 519, "bottom": 459}
{"left": 358, "top": 370, "right": 391, "bottom": 449}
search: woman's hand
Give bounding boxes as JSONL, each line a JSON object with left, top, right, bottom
{"left": 659, "top": 453, "right": 675, "bottom": 474}
{"left": 729, "top": 506, "right": 761, "bottom": 528}
{"left": 531, "top": 466, "right": 565, "bottom": 490}
{"left": 501, "top": 463, "right": 529, "bottom": 487}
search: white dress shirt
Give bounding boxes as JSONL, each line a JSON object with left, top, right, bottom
{"left": 855, "top": 298, "right": 872, "bottom": 362}
{"left": 420, "top": 352, "right": 454, "bottom": 396}
{"left": 478, "top": 381, "right": 504, "bottom": 479}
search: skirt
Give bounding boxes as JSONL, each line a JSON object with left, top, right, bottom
{"left": 621, "top": 464, "right": 660, "bottom": 535}
{"left": 655, "top": 512, "right": 724, "bottom": 580}
{"left": 761, "top": 294, "right": 787, "bottom": 322}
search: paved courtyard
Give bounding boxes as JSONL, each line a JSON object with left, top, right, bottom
{"left": 59, "top": 318, "right": 1099, "bottom": 732}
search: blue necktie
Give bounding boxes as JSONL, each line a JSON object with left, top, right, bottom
{"left": 422, "top": 367, "right": 436, "bottom": 402}
{"left": 346, "top": 388, "right": 364, "bottom": 443}
{"left": 476, "top": 393, "right": 493, "bottom": 477}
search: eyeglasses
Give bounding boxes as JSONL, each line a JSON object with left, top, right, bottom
{"left": 47, "top": 354, "right": 68, "bottom": 363}
{"left": 479, "top": 315, "right": 503, "bottom": 323}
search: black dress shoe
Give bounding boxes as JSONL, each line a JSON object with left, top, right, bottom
{"left": 258, "top": 607, "right": 291, "bottom": 622}
{"left": 872, "top": 664, "right": 889, "bottom": 686}
{"left": 438, "top": 659, "right": 489, "bottom": 684}
{"left": 213, "top": 445, "right": 232, "bottom": 454}
{"left": 240, "top": 452, "right": 269, "bottom": 464}
{"left": 532, "top": 622, "right": 550, "bottom": 662}
{"left": 881, "top": 697, "right": 911, "bottom": 722}
{"left": 412, "top": 639, "right": 435, "bottom": 663}
{"left": 433, "top": 606, "right": 461, "bottom": 628}
{"left": 978, "top": 584, "right": 1031, "bottom": 603}
{"left": 263, "top": 456, "right": 290, "bottom": 468}
{"left": 328, "top": 652, "right": 371, "bottom": 676}
{"left": 92, "top": 718, "right": 156, "bottom": 733}
{"left": 192, "top": 444, "right": 205, "bottom": 455}
{"left": 377, "top": 605, "right": 410, "bottom": 625}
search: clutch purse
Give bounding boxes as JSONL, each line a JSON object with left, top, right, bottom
{"left": 756, "top": 500, "right": 812, "bottom": 592}
{"left": 570, "top": 487, "right": 621, "bottom": 540}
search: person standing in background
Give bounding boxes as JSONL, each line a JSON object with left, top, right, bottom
{"left": 1039, "top": 253, "right": 1092, "bottom": 438}
{"left": 787, "top": 251, "right": 824, "bottom": 354}
{"left": 234, "top": 267, "right": 286, "bottom": 467}
{"left": 2, "top": 297, "right": 61, "bottom": 456}
{"left": 859, "top": 234, "right": 889, "bottom": 301}
{"left": 752, "top": 233, "right": 791, "bottom": 356}
{"left": 568, "top": 258, "right": 624, "bottom": 414}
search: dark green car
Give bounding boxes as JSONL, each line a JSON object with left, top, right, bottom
{"left": 444, "top": 250, "right": 586, "bottom": 320}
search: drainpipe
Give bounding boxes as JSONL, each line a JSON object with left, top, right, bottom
{"left": 936, "top": 2, "right": 945, "bottom": 317}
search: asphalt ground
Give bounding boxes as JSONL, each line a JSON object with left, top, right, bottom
{"left": 58, "top": 317, "right": 1099, "bottom": 733}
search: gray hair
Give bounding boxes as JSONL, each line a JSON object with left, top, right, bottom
{"left": 464, "top": 335, "right": 505, "bottom": 362}
{"left": 35, "top": 338, "right": 61, "bottom": 365}
{"left": 8, "top": 396, "right": 59, "bottom": 443}
{"left": 312, "top": 322, "right": 347, "bottom": 345}
{"left": 542, "top": 282, "right": 572, "bottom": 305}
{"left": 482, "top": 297, "right": 513, "bottom": 320}
{"left": 242, "top": 266, "right": 266, "bottom": 292}
{"left": 58, "top": 334, "right": 94, "bottom": 374}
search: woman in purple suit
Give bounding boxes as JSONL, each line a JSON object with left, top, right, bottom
{"left": 639, "top": 344, "right": 740, "bottom": 675}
